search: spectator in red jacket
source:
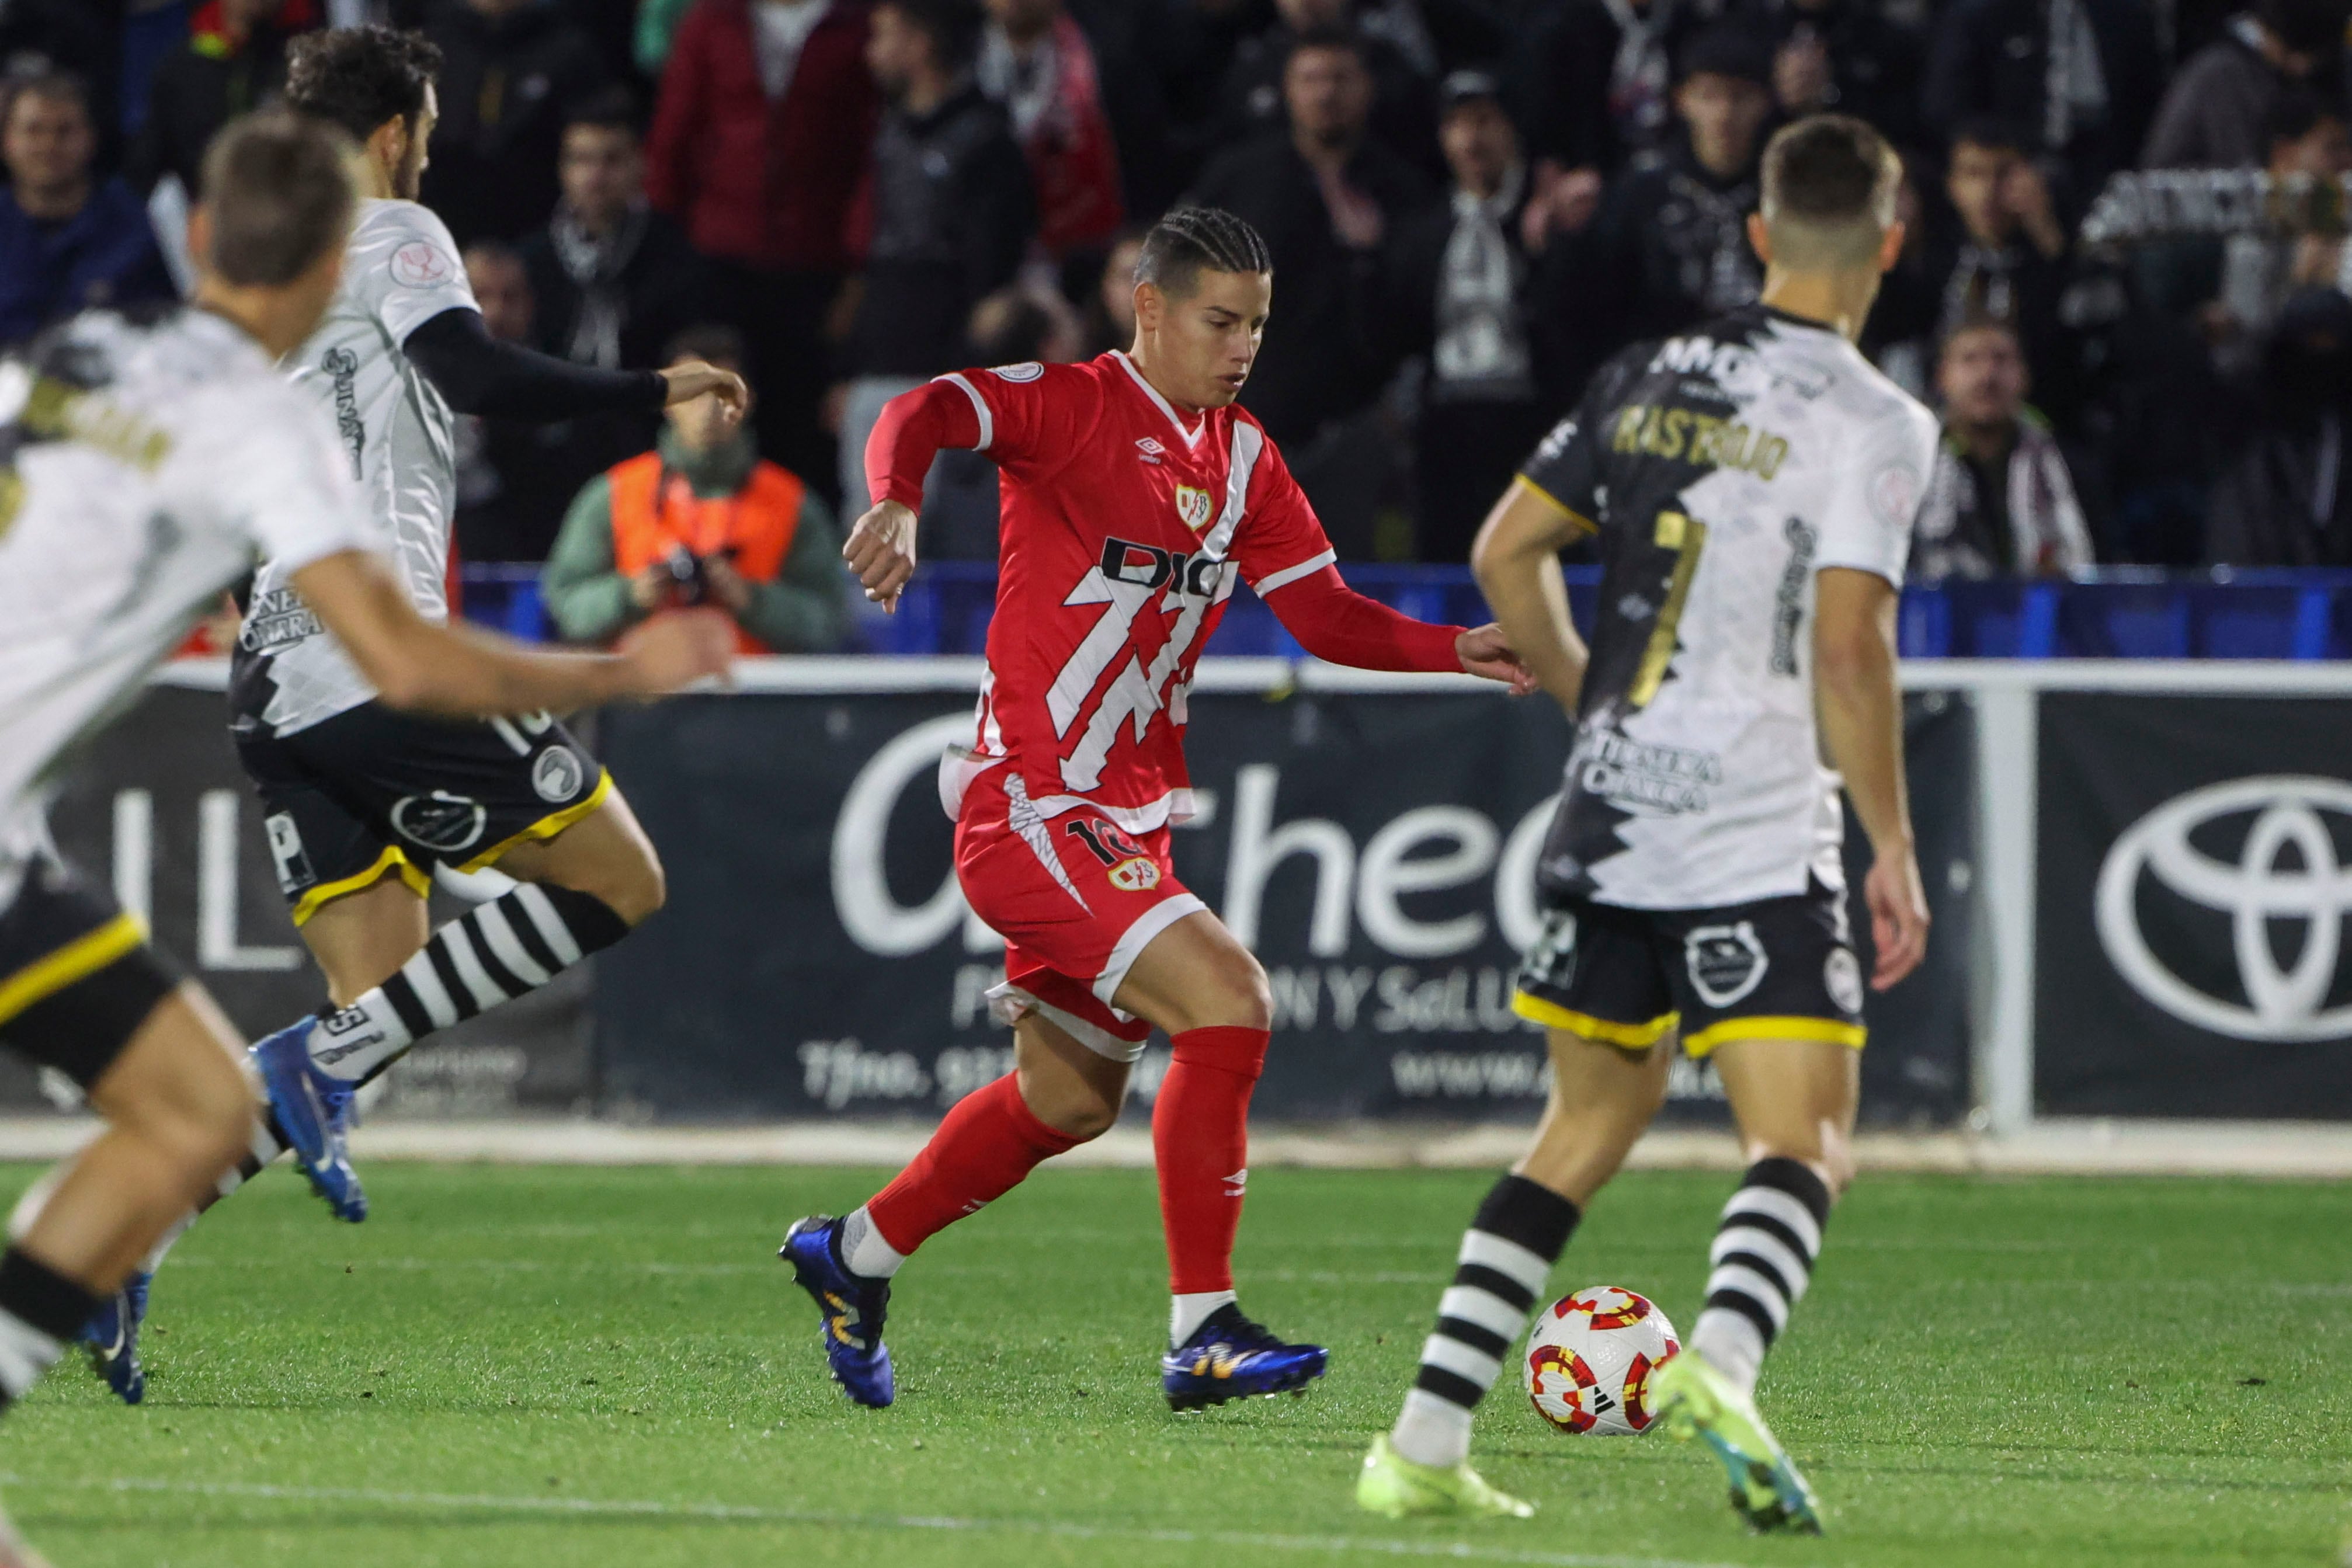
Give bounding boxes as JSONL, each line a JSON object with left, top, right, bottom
{"left": 977, "top": 0, "right": 1122, "bottom": 289}
{"left": 647, "top": 0, "right": 881, "bottom": 491}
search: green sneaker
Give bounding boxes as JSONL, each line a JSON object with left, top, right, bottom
{"left": 1649, "top": 1350, "right": 1823, "bottom": 1535}
{"left": 1354, "top": 1434, "right": 1535, "bottom": 1520}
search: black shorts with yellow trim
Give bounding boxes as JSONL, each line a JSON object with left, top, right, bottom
{"left": 234, "top": 701, "right": 610, "bottom": 926}
{"left": 1511, "top": 878, "right": 1866, "bottom": 1059}
{"left": 0, "top": 853, "right": 182, "bottom": 1087}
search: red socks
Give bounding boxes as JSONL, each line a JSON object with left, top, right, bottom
{"left": 864, "top": 1022, "right": 1272, "bottom": 1294}
{"left": 865, "top": 1072, "right": 1081, "bottom": 1256}
{"left": 1153, "top": 1025, "right": 1271, "bottom": 1294}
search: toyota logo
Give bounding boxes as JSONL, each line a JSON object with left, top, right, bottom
{"left": 2094, "top": 776, "right": 2352, "bottom": 1042}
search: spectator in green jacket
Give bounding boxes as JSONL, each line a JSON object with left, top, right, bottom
{"left": 541, "top": 325, "right": 850, "bottom": 653}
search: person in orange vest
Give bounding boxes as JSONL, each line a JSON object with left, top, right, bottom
{"left": 542, "top": 324, "right": 849, "bottom": 653}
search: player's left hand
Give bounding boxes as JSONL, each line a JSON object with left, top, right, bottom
{"left": 1455, "top": 624, "right": 1538, "bottom": 695}
{"left": 613, "top": 607, "right": 735, "bottom": 697}
{"left": 659, "top": 361, "right": 749, "bottom": 424}
{"left": 1863, "top": 848, "right": 1930, "bottom": 992}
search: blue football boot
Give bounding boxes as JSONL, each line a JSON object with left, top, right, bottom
{"left": 251, "top": 1020, "right": 367, "bottom": 1222}
{"left": 1161, "top": 1304, "right": 1329, "bottom": 1411}
{"left": 81, "top": 1270, "right": 150, "bottom": 1406}
{"left": 780, "top": 1216, "right": 894, "bottom": 1408}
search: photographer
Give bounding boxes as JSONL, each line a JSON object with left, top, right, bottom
{"left": 541, "top": 326, "right": 850, "bottom": 653}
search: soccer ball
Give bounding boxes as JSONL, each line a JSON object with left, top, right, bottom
{"left": 1524, "top": 1285, "right": 1680, "bottom": 1435}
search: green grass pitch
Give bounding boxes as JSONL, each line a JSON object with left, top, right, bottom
{"left": 1, "top": 1160, "right": 2345, "bottom": 1567}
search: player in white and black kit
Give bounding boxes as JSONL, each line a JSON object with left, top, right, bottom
{"left": 207, "top": 31, "right": 744, "bottom": 1230}
{"left": 0, "top": 114, "right": 727, "bottom": 1549}
{"left": 72, "top": 30, "right": 749, "bottom": 1406}
{"left": 1360, "top": 116, "right": 1937, "bottom": 1531}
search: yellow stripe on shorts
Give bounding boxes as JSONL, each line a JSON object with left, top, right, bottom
{"left": 0, "top": 913, "right": 149, "bottom": 1029}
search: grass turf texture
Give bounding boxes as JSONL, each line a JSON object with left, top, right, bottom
{"left": 0, "top": 1163, "right": 2344, "bottom": 1568}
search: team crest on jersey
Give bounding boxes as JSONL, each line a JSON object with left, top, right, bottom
{"left": 989, "top": 361, "right": 1045, "bottom": 383}
{"left": 390, "top": 241, "right": 454, "bottom": 289}
{"left": 1173, "top": 485, "right": 1214, "bottom": 531}
{"left": 1109, "top": 856, "right": 1161, "bottom": 892}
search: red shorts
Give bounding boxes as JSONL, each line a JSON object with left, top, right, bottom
{"left": 954, "top": 769, "right": 1205, "bottom": 1063}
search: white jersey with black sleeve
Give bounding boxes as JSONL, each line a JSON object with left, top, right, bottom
{"left": 1519, "top": 303, "right": 1938, "bottom": 910}
{"left": 234, "top": 197, "right": 478, "bottom": 738}
{"left": 0, "top": 307, "right": 377, "bottom": 893}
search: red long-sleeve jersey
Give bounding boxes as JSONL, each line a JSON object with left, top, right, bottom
{"left": 869, "top": 352, "right": 1467, "bottom": 830}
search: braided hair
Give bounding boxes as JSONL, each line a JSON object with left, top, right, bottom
{"left": 1134, "top": 207, "right": 1274, "bottom": 300}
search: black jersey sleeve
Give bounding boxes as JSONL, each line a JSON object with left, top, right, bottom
{"left": 1516, "top": 349, "right": 1644, "bottom": 531}
{"left": 401, "top": 308, "right": 666, "bottom": 420}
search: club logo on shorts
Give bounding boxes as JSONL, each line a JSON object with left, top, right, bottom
{"left": 390, "top": 790, "right": 487, "bottom": 854}
{"left": 263, "top": 812, "right": 315, "bottom": 895}
{"left": 1823, "top": 948, "right": 1864, "bottom": 1016}
{"left": 1109, "top": 856, "right": 1161, "bottom": 892}
{"left": 530, "top": 745, "right": 586, "bottom": 804}
{"left": 1684, "top": 921, "right": 1768, "bottom": 1008}
{"left": 1173, "top": 484, "right": 1215, "bottom": 531}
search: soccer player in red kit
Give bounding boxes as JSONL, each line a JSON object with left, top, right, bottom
{"left": 780, "top": 207, "right": 1532, "bottom": 1411}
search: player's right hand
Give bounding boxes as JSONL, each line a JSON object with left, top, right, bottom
{"left": 614, "top": 607, "right": 734, "bottom": 697}
{"left": 1863, "top": 848, "right": 1930, "bottom": 992}
{"left": 843, "top": 499, "right": 919, "bottom": 614}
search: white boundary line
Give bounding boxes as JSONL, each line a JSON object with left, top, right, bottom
{"left": 5, "top": 1118, "right": 2352, "bottom": 1174}
{"left": 3, "top": 1474, "right": 1760, "bottom": 1568}
{"left": 148, "top": 655, "right": 2352, "bottom": 698}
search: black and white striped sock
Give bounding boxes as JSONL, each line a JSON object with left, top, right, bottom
{"left": 0, "top": 1247, "right": 97, "bottom": 1414}
{"left": 307, "top": 883, "right": 629, "bottom": 1084}
{"left": 1687, "top": 1157, "right": 1832, "bottom": 1397}
{"left": 1389, "top": 1174, "right": 1580, "bottom": 1469}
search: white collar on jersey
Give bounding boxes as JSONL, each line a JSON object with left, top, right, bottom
{"left": 1111, "top": 350, "right": 1207, "bottom": 449}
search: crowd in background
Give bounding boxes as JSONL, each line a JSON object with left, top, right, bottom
{"left": 8, "top": 0, "right": 2352, "bottom": 646}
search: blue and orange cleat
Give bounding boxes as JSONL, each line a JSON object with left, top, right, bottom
{"left": 251, "top": 1020, "right": 366, "bottom": 1222}
{"left": 780, "top": 1216, "right": 894, "bottom": 1408}
{"left": 81, "top": 1270, "right": 150, "bottom": 1406}
{"left": 1161, "top": 1304, "right": 1328, "bottom": 1411}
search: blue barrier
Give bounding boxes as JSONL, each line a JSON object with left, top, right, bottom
{"left": 461, "top": 562, "right": 2352, "bottom": 660}
{"left": 456, "top": 562, "right": 551, "bottom": 642}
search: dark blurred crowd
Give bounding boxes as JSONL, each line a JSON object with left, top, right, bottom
{"left": 9, "top": 0, "right": 2352, "bottom": 583}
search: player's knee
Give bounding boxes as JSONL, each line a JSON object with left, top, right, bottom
{"left": 1051, "top": 1090, "right": 1121, "bottom": 1142}
{"left": 555, "top": 842, "right": 665, "bottom": 927}
{"left": 115, "top": 1042, "right": 254, "bottom": 1184}
{"left": 1745, "top": 1134, "right": 1853, "bottom": 1204}
{"left": 610, "top": 843, "right": 667, "bottom": 925}
{"left": 1204, "top": 947, "right": 1272, "bottom": 1033}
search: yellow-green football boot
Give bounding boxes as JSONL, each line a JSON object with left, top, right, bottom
{"left": 1649, "top": 1350, "right": 1823, "bottom": 1534}
{"left": 1354, "top": 1434, "right": 1535, "bottom": 1520}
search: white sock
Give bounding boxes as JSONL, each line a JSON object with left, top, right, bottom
{"left": 1170, "top": 1289, "right": 1235, "bottom": 1346}
{"left": 839, "top": 1207, "right": 906, "bottom": 1280}
{"left": 1690, "top": 1306, "right": 1767, "bottom": 1397}
{"left": 0, "top": 1310, "right": 63, "bottom": 1404}
{"left": 310, "top": 883, "right": 612, "bottom": 1083}
{"left": 139, "top": 1212, "right": 198, "bottom": 1277}
{"left": 1389, "top": 1387, "right": 1476, "bottom": 1469}
{"left": 309, "top": 990, "right": 414, "bottom": 1083}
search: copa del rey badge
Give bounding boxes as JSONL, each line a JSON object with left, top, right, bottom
{"left": 1174, "top": 484, "right": 1214, "bottom": 531}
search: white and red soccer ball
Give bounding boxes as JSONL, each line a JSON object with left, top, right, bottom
{"left": 1524, "top": 1285, "right": 1680, "bottom": 1436}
